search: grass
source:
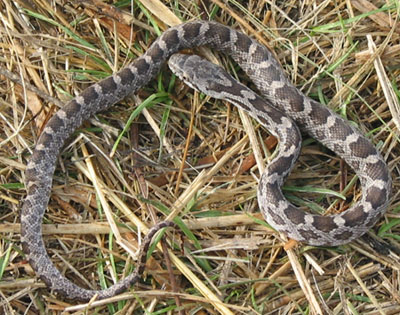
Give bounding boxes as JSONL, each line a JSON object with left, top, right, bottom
{"left": 0, "top": 0, "right": 399, "bottom": 314}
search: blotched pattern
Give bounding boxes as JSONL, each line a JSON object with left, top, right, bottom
{"left": 21, "top": 21, "right": 391, "bottom": 301}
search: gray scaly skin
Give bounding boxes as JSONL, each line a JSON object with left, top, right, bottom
{"left": 168, "top": 51, "right": 391, "bottom": 243}
{"left": 21, "top": 21, "right": 391, "bottom": 301}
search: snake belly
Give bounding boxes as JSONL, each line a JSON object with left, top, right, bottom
{"left": 21, "top": 21, "right": 391, "bottom": 301}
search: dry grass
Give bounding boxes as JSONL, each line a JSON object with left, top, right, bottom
{"left": 1, "top": 0, "right": 400, "bottom": 314}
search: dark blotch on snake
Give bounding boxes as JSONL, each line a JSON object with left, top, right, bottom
{"left": 37, "top": 132, "right": 53, "bottom": 149}
{"left": 270, "top": 212, "right": 286, "bottom": 225}
{"left": 265, "top": 65, "right": 283, "bottom": 83}
{"left": 298, "top": 228, "right": 319, "bottom": 241}
{"left": 63, "top": 100, "right": 82, "bottom": 118}
{"left": 117, "top": 67, "right": 138, "bottom": 85}
{"left": 47, "top": 113, "right": 65, "bottom": 131}
{"left": 283, "top": 207, "right": 306, "bottom": 225}
{"left": 312, "top": 216, "right": 338, "bottom": 233}
{"left": 147, "top": 43, "right": 165, "bottom": 61}
{"left": 253, "top": 44, "right": 269, "bottom": 62}
{"left": 252, "top": 99, "right": 284, "bottom": 124}
{"left": 81, "top": 85, "right": 101, "bottom": 105}
{"left": 366, "top": 160, "right": 390, "bottom": 181}
{"left": 161, "top": 29, "right": 179, "bottom": 49}
{"left": 100, "top": 76, "right": 118, "bottom": 93}
{"left": 268, "top": 155, "right": 296, "bottom": 176}
{"left": 275, "top": 86, "right": 305, "bottom": 112}
{"left": 24, "top": 182, "right": 40, "bottom": 200}
{"left": 182, "top": 22, "right": 201, "bottom": 41}
{"left": 365, "top": 186, "right": 387, "bottom": 210}
{"left": 309, "top": 101, "right": 329, "bottom": 126}
{"left": 330, "top": 117, "right": 354, "bottom": 141}
{"left": 262, "top": 182, "right": 284, "bottom": 204}
{"left": 333, "top": 230, "right": 354, "bottom": 241}
{"left": 235, "top": 32, "right": 254, "bottom": 54}
{"left": 207, "top": 25, "right": 231, "bottom": 47}
{"left": 341, "top": 205, "right": 368, "bottom": 227}
{"left": 349, "top": 137, "right": 377, "bottom": 158}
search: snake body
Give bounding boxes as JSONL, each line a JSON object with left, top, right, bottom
{"left": 21, "top": 21, "right": 391, "bottom": 300}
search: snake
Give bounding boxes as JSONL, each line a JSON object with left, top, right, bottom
{"left": 20, "top": 20, "right": 391, "bottom": 301}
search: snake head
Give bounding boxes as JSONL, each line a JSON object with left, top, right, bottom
{"left": 168, "top": 53, "right": 236, "bottom": 99}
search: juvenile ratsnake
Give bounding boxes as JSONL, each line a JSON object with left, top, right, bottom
{"left": 21, "top": 20, "right": 391, "bottom": 301}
